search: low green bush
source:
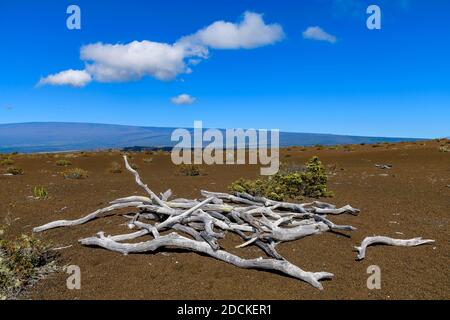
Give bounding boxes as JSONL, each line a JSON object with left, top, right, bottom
{"left": 0, "top": 158, "right": 14, "bottom": 166}
{"left": 33, "top": 186, "right": 48, "bottom": 200}
{"left": 62, "top": 168, "right": 88, "bottom": 179}
{"left": 0, "top": 230, "right": 57, "bottom": 299}
{"left": 6, "top": 167, "right": 24, "bottom": 175}
{"left": 439, "top": 145, "right": 450, "bottom": 153}
{"left": 108, "top": 161, "right": 122, "bottom": 173}
{"left": 177, "top": 164, "right": 203, "bottom": 176}
{"left": 55, "top": 159, "right": 72, "bottom": 167}
{"left": 229, "top": 156, "right": 333, "bottom": 201}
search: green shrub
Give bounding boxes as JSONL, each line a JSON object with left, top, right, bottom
{"left": 62, "top": 168, "right": 88, "bottom": 179}
{"left": 0, "top": 158, "right": 14, "bottom": 166}
{"left": 439, "top": 145, "right": 450, "bottom": 153}
{"left": 229, "top": 156, "right": 333, "bottom": 201}
{"left": 315, "top": 144, "right": 324, "bottom": 150}
{"left": 177, "top": 164, "right": 203, "bottom": 176}
{"left": 0, "top": 230, "right": 57, "bottom": 299}
{"left": 6, "top": 167, "right": 24, "bottom": 175}
{"left": 55, "top": 159, "right": 72, "bottom": 167}
{"left": 109, "top": 161, "right": 122, "bottom": 173}
{"left": 33, "top": 186, "right": 48, "bottom": 200}
{"left": 130, "top": 163, "right": 139, "bottom": 170}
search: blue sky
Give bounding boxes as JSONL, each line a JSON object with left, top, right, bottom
{"left": 0, "top": 0, "right": 449, "bottom": 138}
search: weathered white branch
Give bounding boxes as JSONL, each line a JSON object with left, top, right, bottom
{"left": 79, "top": 232, "right": 333, "bottom": 289}
{"left": 355, "top": 236, "right": 435, "bottom": 260}
{"left": 33, "top": 155, "right": 369, "bottom": 290}
{"left": 313, "top": 205, "right": 360, "bottom": 215}
{"left": 123, "top": 155, "right": 170, "bottom": 209}
{"left": 33, "top": 202, "right": 144, "bottom": 233}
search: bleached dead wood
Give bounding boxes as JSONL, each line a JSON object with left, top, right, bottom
{"left": 33, "top": 202, "right": 144, "bottom": 233}
{"left": 79, "top": 231, "right": 333, "bottom": 289}
{"left": 33, "top": 155, "right": 435, "bottom": 290}
{"left": 355, "top": 236, "right": 435, "bottom": 260}
{"left": 123, "top": 155, "right": 170, "bottom": 209}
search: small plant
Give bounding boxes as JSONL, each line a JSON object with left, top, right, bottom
{"left": 439, "top": 145, "right": 450, "bottom": 153}
{"left": 0, "top": 229, "right": 57, "bottom": 299}
{"left": 0, "top": 158, "right": 14, "bottom": 166}
{"left": 62, "top": 168, "right": 88, "bottom": 179}
{"left": 109, "top": 161, "right": 122, "bottom": 173}
{"left": 302, "top": 156, "right": 334, "bottom": 198}
{"left": 343, "top": 145, "right": 355, "bottom": 152}
{"left": 33, "top": 186, "right": 48, "bottom": 200}
{"left": 177, "top": 164, "right": 203, "bottom": 176}
{"left": 56, "top": 159, "right": 72, "bottom": 167}
{"left": 229, "top": 156, "right": 333, "bottom": 201}
{"left": 130, "top": 163, "right": 139, "bottom": 170}
{"left": 143, "top": 157, "right": 153, "bottom": 163}
{"left": 6, "top": 166, "right": 24, "bottom": 175}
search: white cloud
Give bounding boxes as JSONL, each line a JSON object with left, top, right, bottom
{"left": 39, "top": 12, "right": 284, "bottom": 87}
{"left": 302, "top": 26, "right": 337, "bottom": 43}
{"left": 38, "top": 69, "right": 92, "bottom": 87}
{"left": 81, "top": 41, "right": 204, "bottom": 82}
{"left": 180, "top": 11, "right": 284, "bottom": 49}
{"left": 171, "top": 94, "right": 196, "bottom": 105}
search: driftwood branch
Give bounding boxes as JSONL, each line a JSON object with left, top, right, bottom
{"left": 355, "top": 236, "right": 435, "bottom": 260}
{"left": 33, "top": 155, "right": 435, "bottom": 290}
{"left": 80, "top": 232, "right": 333, "bottom": 289}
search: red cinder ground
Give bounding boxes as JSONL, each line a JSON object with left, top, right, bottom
{"left": 1, "top": 141, "right": 448, "bottom": 299}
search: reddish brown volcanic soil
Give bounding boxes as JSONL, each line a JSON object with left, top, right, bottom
{"left": 1, "top": 141, "right": 449, "bottom": 300}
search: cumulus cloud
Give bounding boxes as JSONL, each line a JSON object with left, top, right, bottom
{"left": 302, "top": 26, "right": 337, "bottom": 43}
{"left": 171, "top": 94, "right": 196, "bottom": 105}
{"left": 38, "top": 69, "right": 92, "bottom": 87}
{"left": 180, "top": 11, "right": 284, "bottom": 49}
{"left": 80, "top": 41, "right": 204, "bottom": 82}
{"left": 38, "top": 12, "right": 283, "bottom": 87}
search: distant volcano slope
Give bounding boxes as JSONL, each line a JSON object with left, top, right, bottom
{"left": 0, "top": 122, "right": 424, "bottom": 153}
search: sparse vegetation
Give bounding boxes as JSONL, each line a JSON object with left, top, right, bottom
{"left": 32, "top": 186, "right": 48, "bottom": 200}
{"left": 343, "top": 145, "right": 355, "bottom": 152}
{"left": 177, "top": 164, "right": 203, "bottom": 176}
{"left": 439, "top": 145, "right": 450, "bottom": 153}
{"left": 109, "top": 161, "right": 122, "bottom": 173}
{"left": 315, "top": 144, "right": 324, "bottom": 150}
{"left": 0, "top": 158, "right": 14, "bottom": 166}
{"left": 62, "top": 168, "right": 88, "bottom": 179}
{"left": 55, "top": 159, "right": 72, "bottom": 167}
{"left": 6, "top": 166, "right": 24, "bottom": 175}
{"left": 130, "top": 163, "right": 139, "bottom": 170}
{"left": 229, "top": 156, "right": 333, "bottom": 201}
{"left": 143, "top": 157, "right": 153, "bottom": 163}
{"left": 0, "top": 227, "right": 57, "bottom": 299}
